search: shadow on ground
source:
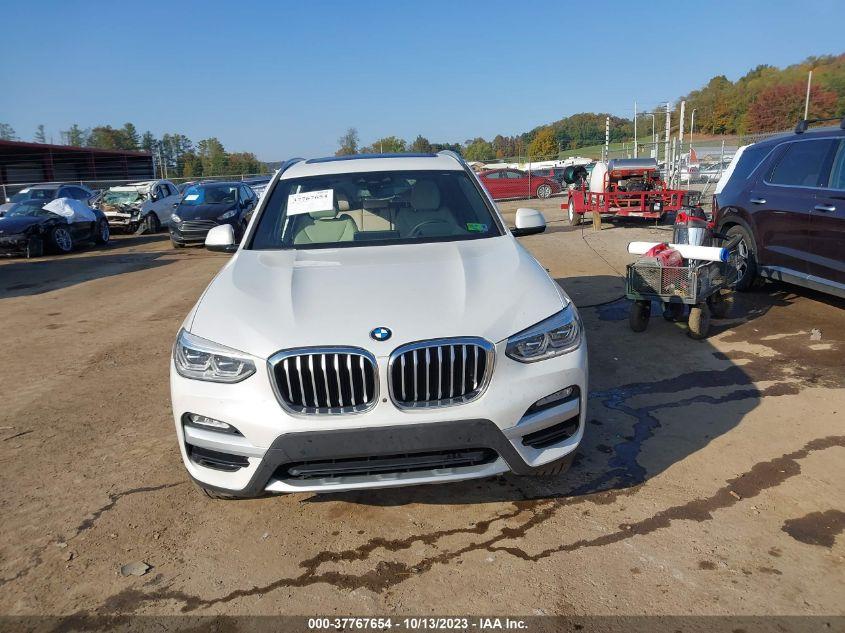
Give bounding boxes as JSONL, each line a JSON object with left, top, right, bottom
{"left": 308, "top": 278, "right": 842, "bottom": 508}
{"left": 0, "top": 235, "right": 176, "bottom": 299}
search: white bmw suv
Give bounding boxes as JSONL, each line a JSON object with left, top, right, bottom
{"left": 171, "top": 152, "right": 587, "bottom": 497}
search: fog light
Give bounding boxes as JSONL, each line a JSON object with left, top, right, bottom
{"left": 184, "top": 413, "right": 240, "bottom": 435}
{"left": 528, "top": 387, "right": 576, "bottom": 413}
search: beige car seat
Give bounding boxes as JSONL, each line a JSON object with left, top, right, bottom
{"left": 395, "top": 180, "right": 457, "bottom": 237}
{"left": 293, "top": 191, "right": 358, "bottom": 244}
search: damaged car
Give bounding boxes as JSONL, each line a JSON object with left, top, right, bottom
{"left": 0, "top": 198, "right": 109, "bottom": 257}
{"left": 97, "top": 180, "right": 180, "bottom": 234}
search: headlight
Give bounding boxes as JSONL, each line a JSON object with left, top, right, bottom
{"left": 218, "top": 208, "right": 237, "bottom": 220}
{"left": 173, "top": 328, "right": 256, "bottom": 383}
{"left": 171, "top": 214, "right": 181, "bottom": 224}
{"left": 505, "top": 305, "right": 581, "bottom": 363}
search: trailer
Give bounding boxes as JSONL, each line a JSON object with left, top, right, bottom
{"left": 563, "top": 158, "right": 699, "bottom": 225}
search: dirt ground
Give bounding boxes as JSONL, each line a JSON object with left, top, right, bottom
{"left": 0, "top": 197, "right": 843, "bottom": 622}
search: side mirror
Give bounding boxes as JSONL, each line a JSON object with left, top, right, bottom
{"left": 511, "top": 207, "right": 546, "bottom": 237}
{"left": 205, "top": 224, "right": 238, "bottom": 253}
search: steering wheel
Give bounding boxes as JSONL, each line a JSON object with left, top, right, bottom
{"left": 410, "top": 219, "right": 451, "bottom": 237}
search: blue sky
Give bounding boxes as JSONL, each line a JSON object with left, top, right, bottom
{"left": 2, "top": 0, "right": 843, "bottom": 160}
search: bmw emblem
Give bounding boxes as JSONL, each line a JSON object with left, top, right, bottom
{"left": 370, "top": 327, "right": 392, "bottom": 342}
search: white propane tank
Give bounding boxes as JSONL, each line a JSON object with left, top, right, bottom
{"left": 589, "top": 161, "right": 608, "bottom": 193}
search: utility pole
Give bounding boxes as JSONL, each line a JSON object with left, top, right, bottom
{"left": 690, "top": 108, "right": 697, "bottom": 152}
{"left": 633, "top": 101, "right": 638, "bottom": 158}
{"left": 804, "top": 70, "right": 813, "bottom": 120}
{"left": 664, "top": 102, "right": 671, "bottom": 174}
{"left": 651, "top": 113, "right": 657, "bottom": 159}
{"left": 679, "top": 100, "right": 686, "bottom": 156}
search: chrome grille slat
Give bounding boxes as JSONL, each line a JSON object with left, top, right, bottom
{"left": 334, "top": 354, "right": 343, "bottom": 407}
{"left": 389, "top": 338, "right": 493, "bottom": 410}
{"left": 270, "top": 348, "right": 377, "bottom": 415}
{"left": 347, "top": 354, "right": 355, "bottom": 405}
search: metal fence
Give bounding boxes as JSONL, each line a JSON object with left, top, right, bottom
{"left": 1, "top": 172, "right": 275, "bottom": 202}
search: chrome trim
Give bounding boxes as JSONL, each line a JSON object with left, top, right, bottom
{"left": 267, "top": 346, "right": 379, "bottom": 416}
{"left": 387, "top": 337, "right": 495, "bottom": 410}
{"left": 759, "top": 266, "right": 845, "bottom": 299}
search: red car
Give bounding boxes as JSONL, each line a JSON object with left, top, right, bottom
{"left": 477, "top": 168, "right": 561, "bottom": 200}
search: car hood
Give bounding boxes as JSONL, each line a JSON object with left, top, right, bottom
{"left": 0, "top": 215, "right": 43, "bottom": 234}
{"left": 189, "top": 236, "right": 567, "bottom": 359}
{"left": 177, "top": 202, "right": 235, "bottom": 220}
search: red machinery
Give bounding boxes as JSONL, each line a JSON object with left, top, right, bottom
{"left": 564, "top": 158, "right": 697, "bottom": 225}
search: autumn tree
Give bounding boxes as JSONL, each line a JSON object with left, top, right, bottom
{"left": 462, "top": 138, "right": 494, "bottom": 161}
{"left": 336, "top": 128, "right": 359, "bottom": 156}
{"left": 528, "top": 127, "right": 558, "bottom": 159}
{"left": 747, "top": 82, "right": 838, "bottom": 132}
{"left": 362, "top": 136, "right": 406, "bottom": 154}
{"left": 196, "top": 137, "right": 228, "bottom": 176}
{"left": 410, "top": 135, "right": 432, "bottom": 153}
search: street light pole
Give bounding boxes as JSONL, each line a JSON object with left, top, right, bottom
{"left": 633, "top": 100, "right": 638, "bottom": 158}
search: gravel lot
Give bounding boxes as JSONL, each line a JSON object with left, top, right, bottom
{"left": 1, "top": 197, "right": 843, "bottom": 620}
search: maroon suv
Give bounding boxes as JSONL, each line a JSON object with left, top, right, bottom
{"left": 713, "top": 119, "right": 845, "bottom": 299}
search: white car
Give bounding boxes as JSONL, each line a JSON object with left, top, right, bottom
{"left": 98, "top": 179, "right": 181, "bottom": 233}
{"left": 170, "top": 152, "right": 587, "bottom": 497}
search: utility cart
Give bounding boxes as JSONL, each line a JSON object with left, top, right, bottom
{"left": 625, "top": 234, "right": 741, "bottom": 339}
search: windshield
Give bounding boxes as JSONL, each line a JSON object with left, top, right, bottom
{"left": 249, "top": 170, "right": 503, "bottom": 250}
{"left": 103, "top": 189, "right": 145, "bottom": 205}
{"left": 11, "top": 188, "right": 57, "bottom": 203}
{"left": 181, "top": 184, "right": 238, "bottom": 205}
{"left": 4, "top": 200, "right": 54, "bottom": 218}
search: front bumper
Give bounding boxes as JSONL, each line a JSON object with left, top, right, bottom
{"left": 103, "top": 212, "right": 140, "bottom": 230}
{"left": 0, "top": 234, "right": 29, "bottom": 254}
{"left": 170, "top": 219, "right": 234, "bottom": 245}
{"left": 171, "top": 338, "right": 588, "bottom": 495}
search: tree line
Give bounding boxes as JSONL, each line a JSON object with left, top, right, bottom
{"left": 334, "top": 53, "right": 844, "bottom": 162}
{"left": 0, "top": 122, "right": 265, "bottom": 179}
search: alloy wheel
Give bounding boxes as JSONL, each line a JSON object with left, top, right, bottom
{"left": 54, "top": 228, "right": 72, "bottom": 251}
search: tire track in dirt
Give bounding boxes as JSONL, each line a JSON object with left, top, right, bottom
{"left": 88, "top": 435, "right": 843, "bottom": 614}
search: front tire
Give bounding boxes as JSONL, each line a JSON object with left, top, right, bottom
{"left": 95, "top": 219, "right": 110, "bottom": 244}
{"left": 536, "top": 184, "right": 552, "bottom": 199}
{"left": 50, "top": 225, "right": 73, "bottom": 253}
{"left": 629, "top": 300, "right": 650, "bottom": 332}
{"left": 25, "top": 236, "right": 44, "bottom": 258}
{"left": 687, "top": 303, "right": 711, "bottom": 339}
{"left": 137, "top": 213, "right": 160, "bottom": 235}
{"left": 568, "top": 200, "right": 582, "bottom": 226}
{"left": 725, "top": 224, "right": 757, "bottom": 291}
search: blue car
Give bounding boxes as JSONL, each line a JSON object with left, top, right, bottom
{"left": 169, "top": 182, "right": 258, "bottom": 248}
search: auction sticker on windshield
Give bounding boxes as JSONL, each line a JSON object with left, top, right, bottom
{"left": 288, "top": 189, "right": 334, "bottom": 215}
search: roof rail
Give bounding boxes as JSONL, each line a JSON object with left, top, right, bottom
{"left": 278, "top": 157, "right": 305, "bottom": 175}
{"left": 794, "top": 116, "right": 845, "bottom": 134}
{"left": 437, "top": 150, "right": 466, "bottom": 167}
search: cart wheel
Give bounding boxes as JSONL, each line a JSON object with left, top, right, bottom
{"left": 663, "top": 302, "right": 685, "bottom": 321}
{"left": 629, "top": 300, "right": 650, "bottom": 332}
{"left": 708, "top": 290, "right": 734, "bottom": 319}
{"left": 687, "top": 303, "right": 711, "bottom": 339}
{"left": 568, "top": 200, "right": 582, "bottom": 226}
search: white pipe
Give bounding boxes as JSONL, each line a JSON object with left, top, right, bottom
{"left": 628, "top": 241, "right": 730, "bottom": 263}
